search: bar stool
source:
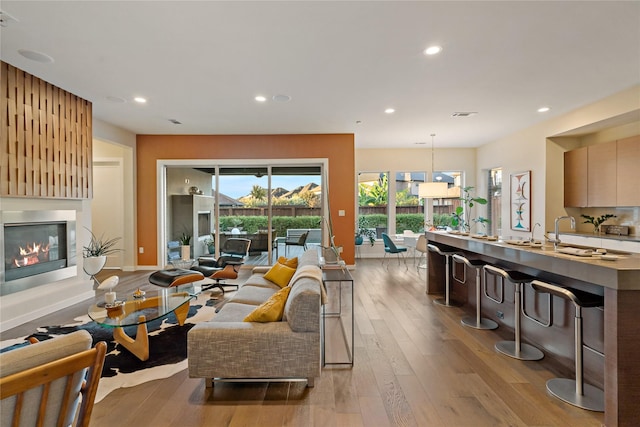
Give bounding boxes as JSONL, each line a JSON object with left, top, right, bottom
{"left": 529, "top": 280, "right": 604, "bottom": 412}
{"left": 427, "top": 243, "right": 461, "bottom": 307}
{"left": 483, "top": 264, "right": 544, "bottom": 361}
{"left": 451, "top": 254, "right": 498, "bottom": 330}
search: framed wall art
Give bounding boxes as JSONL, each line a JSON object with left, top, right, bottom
{"left": 510, "top": 171, "right": 531, "bottom": 231}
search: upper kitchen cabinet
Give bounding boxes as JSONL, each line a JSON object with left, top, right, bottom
{"left": 564, "top": 147, "right": 588, "bottom": 207}
{"left": 564, "top": 136, "right": 639, "bottom": 208}
{"left": 587, "top": 141, "right": 617, "bottom": 207}
{"left": 616, "top": 135, "right": 640, "bottom": 206}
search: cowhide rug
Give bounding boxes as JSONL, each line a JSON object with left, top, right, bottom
{"left": 0, "top": 292, "right": 222, "bottom": 402}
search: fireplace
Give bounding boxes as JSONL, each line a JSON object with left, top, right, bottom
{"left": 1, "top": 210, "right": 77, "bottom": 296}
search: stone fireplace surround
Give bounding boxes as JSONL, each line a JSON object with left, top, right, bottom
{"left": 0, "top": 197, "right": 95, "bottom": 332}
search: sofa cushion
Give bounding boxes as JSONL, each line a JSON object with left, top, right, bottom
{"left": 263, "top": 263, "right": 296, "bottom": 288}
{"left": 244, "top": 286, "right": 292, "bottom": 322}
{"left": 277, "top": 256, "right": 298, "bottom": 269}
{"left": 231, "top": 284, "right": 279, "bottom": 306}
{"left": 213, "top": 302, "right": 258, "bottom": 322}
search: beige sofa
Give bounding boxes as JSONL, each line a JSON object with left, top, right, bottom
{"left": 187, "top": 249, "right": 323, "bottom": 387}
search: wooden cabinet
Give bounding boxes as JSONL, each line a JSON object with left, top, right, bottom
{"left": 564, "top": 136, "right": 639, "bottom": 208}
{"left": 587, "top": 141, "right": 617, "bottom": 207}
{"left": 616, "top": 135, "right": 640, "bottom": 206}
{"left": 564, "top": 147, "right": 588, "bottom": 207}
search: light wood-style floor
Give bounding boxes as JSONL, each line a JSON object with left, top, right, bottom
{"left": 2, "top": 259, "right": 604, "bottom": 427}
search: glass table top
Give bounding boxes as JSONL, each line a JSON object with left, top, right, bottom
{"left": 88, "top": 288, "right": 194, "bottom": 328}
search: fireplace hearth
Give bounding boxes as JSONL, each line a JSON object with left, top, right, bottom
{"left": 1, "top": 210, "right": 77, "bottom": 296}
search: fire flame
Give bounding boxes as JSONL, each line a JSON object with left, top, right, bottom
{"left": 12, "top": 242, "right": 50, "bottom": 267}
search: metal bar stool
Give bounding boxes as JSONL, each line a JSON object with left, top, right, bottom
{"left": 427, "top": 243, "right": 461, "bottom": 307}
{"left": 452, "top": 254, "right": 498, "bottom": 330}
{"left": 483, "top": 265, "right": 544, "bottom": 361}
{"left": 530, "top": 280, "right": 605, "bottom": 412}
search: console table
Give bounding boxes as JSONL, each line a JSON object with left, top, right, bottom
{"left": 321, "top": 267, "right": 354, "bottom": 366}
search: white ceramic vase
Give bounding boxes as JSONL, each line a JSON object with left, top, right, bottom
{"left": 83, "top": 255, "right": 107, "bottom": 276}
{"left": 181, "top": 245, "right": 190, "bottom": 260}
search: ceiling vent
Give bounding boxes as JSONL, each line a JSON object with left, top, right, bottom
{"left": 452, "top": 112, "right": 478, "bottom": 117}
{"left": 168, "top": 119, "right": 182, "bottom": 125}
{"left": 0, "top": 10, "right": 19, "bottom": 27}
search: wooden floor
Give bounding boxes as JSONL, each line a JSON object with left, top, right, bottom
{"left": 2, "top": 259, "right": 604, "bottom": 427}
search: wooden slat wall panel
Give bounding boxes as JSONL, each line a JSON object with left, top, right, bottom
{"left": 0, "top": 61, "right": 92, "bottom": 199}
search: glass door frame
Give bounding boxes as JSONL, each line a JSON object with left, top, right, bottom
{"left": 157, "top": 158, "right": 328, "bottom": 267}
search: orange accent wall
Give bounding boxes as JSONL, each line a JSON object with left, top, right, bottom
{"left": 136, "top": 134, "right": 355, "bottom": 266}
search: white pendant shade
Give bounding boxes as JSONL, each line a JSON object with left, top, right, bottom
{"left": 419, "top": 182, "right": 449, "bottom": 198}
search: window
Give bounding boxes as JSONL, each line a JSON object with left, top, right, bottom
{"left": 358, "top": 172, "right": 388, "bottom": 239}
{"left": 487, "top": 168, "right": 502, "bottom": 236}
{"left": 395, "top": 171, "right": 426, "bottom": 233}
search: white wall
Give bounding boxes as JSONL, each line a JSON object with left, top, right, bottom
{"left": 477, "top": 85, "right": 640, "bottom": 239}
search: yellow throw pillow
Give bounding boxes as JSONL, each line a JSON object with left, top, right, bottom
{"left": 263, "top": 262, "right": 296, "bottom": 288}
{"left": 277, "top": 256, "right": 298, "bottom": 269}
{"left": 244, "top": 286, "right": 292, "bottom": 322}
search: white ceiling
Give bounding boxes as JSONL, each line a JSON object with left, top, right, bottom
{"left": 1, "top": 1, "right": 639, "bottom": 149}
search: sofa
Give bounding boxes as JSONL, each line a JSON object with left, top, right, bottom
{"left": 187, "top": 249, "right": 323, "bottom": 387}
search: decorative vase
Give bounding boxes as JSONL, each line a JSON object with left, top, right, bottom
{"left": 355, "top": 236, "right": 364, "bottom": 246}
{"left": 83, "top": 255, "right": 107, "bottom": 276}
{"left": 181, "top": 245, "right": 190, "bottom": 260}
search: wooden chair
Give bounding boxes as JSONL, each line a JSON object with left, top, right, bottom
{"left": 0, "top": 330, "right": 107, "bottom": 427}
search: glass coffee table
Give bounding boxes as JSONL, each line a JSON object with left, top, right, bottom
{"left": 88, "top": 289, "right": 194, "bottom": 361}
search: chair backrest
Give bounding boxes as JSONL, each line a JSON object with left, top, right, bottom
{"left": 0, "top": 330, "right": 106, "bottom": 427}
{"left": 298, "top": 231, "right": 309, "bottom": 245}
{"left": 221, "top": 238, "right": 251, "bottom": 257}
{"left": 381, "top": 233, "right": 397, "bottom": 251}
{"left": 416, "top": 235, "right": 428, "bottom": 253}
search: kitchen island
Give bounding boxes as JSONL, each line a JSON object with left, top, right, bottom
{"left": 425, "top": 230, "right": 640, "bottom": 427}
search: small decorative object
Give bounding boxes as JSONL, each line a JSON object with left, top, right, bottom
{"left": 97, "top": 275, "right": 119, "bottom": 305}
{"left": 510, "top": 171, "right": 531, "bottom": 231}
{"left": 83, "top": 228, "right": 122, "bottom": 284}
{"left": 133, "top": 288, "right": 146, "bottom": 299}
{"left": 204, "top": 234, "right": 215, "bottom": 254}
{"left": 179, "top": 232, "right": 191, "bottom": 260}
{"left": 581, "top": 214, "right": 616, "bottom": 234}
{"left": 451, "top": 186, "right": 488, "bottom": 233}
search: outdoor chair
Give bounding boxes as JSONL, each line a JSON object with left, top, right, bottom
{"left": 285, "top": 231, "right": 309, "bottom": 256}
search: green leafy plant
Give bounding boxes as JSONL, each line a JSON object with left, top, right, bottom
{"left": 450, "top": 186, "right": 488, "bottom": 232}
{"left": 581, "top": 214, "right": 616, "bottom": 232}
{"left": 355, "top": 216, "right": 376, "bottom": 246}
{"left": 179, "top": 232, "right": 192, "bottom": 246}
{"left": 83, "top": 228, "right": 121, "bottom": 257}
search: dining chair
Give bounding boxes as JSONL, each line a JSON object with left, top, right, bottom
{"left": 381, "top": 233, "right": 408, "bottom": 268}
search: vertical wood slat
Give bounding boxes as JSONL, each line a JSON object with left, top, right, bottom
{"left": 0, "top": 61, "right": 92, "bottom": 198}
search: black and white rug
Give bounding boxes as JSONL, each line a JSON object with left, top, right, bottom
{"left": 1, "top": 292, "right": 222, "bottom": 402}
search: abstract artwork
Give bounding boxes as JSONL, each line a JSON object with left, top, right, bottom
{"left": 510, "top": 171, "right": 531, "bottom": 231}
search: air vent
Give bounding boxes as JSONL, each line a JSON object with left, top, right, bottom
{"left": 168, "top": 119, "right": 182, "bottom": 125}
{"left": 452, "top": 112, "right": 478, "bottom": 117}
{"left": 0, "top": 10, "right": 19, "bottom": 27}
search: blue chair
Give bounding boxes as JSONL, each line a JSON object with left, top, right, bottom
{"left": 381, "top": 233, "right": 408, "bottom": 268}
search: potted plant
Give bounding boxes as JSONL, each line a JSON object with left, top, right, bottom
{"left": 451, "top": 186, "right": 488, "bottom": 233}
{"left": 355, "top": 216, "right": 376, "bottom": 246}
{"left": 83, "top": 228, "right": 121, "bottom": 281}
{"left": 581, "top": 214, "right": 616, "bottom": 234}
{"left": 179, "top": 232, "right": 192, "bottom": 260}
{"left": 204, "top": 234, "right": 215, "bottom": 254}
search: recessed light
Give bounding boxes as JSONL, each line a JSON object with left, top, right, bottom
{"left": 255, "top": 95, "right": 267, "bottom": 102}
{"left": 18, "top": 49, "right": 54, "bottom": 63}
{"left": 133, "top": 97, "right": 147, "bottom": 103}
{"left": 105, "top": 96, "right": 127, "bottom": 104}
{"left": 272, "top": 94, "right": 291, "bottom": 102}
{"left": 385, "top": 108, "right": 395, "bottom": 114}
{"left": 424, "top": 46, "right": 442, "bottom": 56}
{"left": 537, "top": 106, "right": 551, "bottom": 113}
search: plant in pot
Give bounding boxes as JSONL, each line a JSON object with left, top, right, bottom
{"left": 581, "top": 214, "right": 616, "bottom": 234}
{"left": 450, "top": 186, "right": 488, "bottom": 234}
{"left": 355, "top": 216, "right": 376, "bottom": 246}
{"left": 203, "top": 234, "right": 215, "bottom": 254}
{"left": 83, "top": 228, "right": 121, "bottom": 284}
{"left": 179, "top": 232, "right": 192, "bottom": 260}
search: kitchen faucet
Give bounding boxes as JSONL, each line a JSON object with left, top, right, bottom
{"left": 530, "top": 222, "right": 541, "bottom": 242}
{"left": 546, "top": 216, "right": 576, "bottom": 250}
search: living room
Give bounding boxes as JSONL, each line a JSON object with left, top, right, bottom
{"left": 1, "top": 2, "right": 639, "bottom": 426}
